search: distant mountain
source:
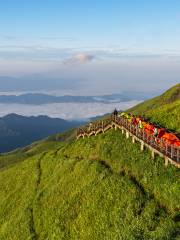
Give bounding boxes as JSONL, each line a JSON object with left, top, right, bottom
{"left": 0, "top": 114, "right": 85, "bottom": 153}
{"left": 0, "top": 75, "right": 159, "bottom": 98}
{"left": 0, "top": 92, "right": 155, "bottom": 105}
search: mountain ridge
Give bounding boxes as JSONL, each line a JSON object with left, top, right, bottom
{"left": 0, "top": 114, "right": 85, "bottom": 153}
{"left": 128, "top": 83, "right": 180, "bottom": 133}
{"left": 128, "top": 83, "right": 180, "bottom": 113}
{"left": 0, "top": 84, "right": 179, "bottom": 239}
{"left": 0, "top": 92, "right": 151, "bottom": 105}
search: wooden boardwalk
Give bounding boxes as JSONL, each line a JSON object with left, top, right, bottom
{"left": 77, "top": 115, "right": 180, "bottom": 169}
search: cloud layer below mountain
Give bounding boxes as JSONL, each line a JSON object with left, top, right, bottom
{"left": 0, "top": 100, "right": 141, "bottom": 120}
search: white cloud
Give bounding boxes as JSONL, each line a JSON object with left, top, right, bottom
{"left": 1, "top": 44, "right": 180, "bottom": 63}
{"left": 63, "top": 53, "right": 95, "bottom": 65}
{"left": 0, "top": 101, "right": 141, "bottom": 120}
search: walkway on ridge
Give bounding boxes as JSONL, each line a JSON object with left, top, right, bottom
{"left": 76, "top": 115, "right": 180, "bottom": 169}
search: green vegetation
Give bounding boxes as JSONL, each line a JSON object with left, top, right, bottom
{"left": 0, "top": 128, "right": 179, "bottom": 239}
{"left": 0, "top": 84, "right": 180, "bottom": 239}
{"left": 128, "top": 83, "right": 180, "bottom": 133}
{"left": 142, "top": 100, "right": 180, "bottom": 133}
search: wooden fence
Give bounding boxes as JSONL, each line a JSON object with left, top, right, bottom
{"left": 77, "top": 115, "right": 180, "bottom": 168}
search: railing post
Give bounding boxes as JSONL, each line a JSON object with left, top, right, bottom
{"left": 136, "top": 125, "right": 138, "bottom": 137}
{"left": 151, "top": 150, "right": 155, "bottom": 159}
{"left": 165, "top": 157, "right": 169, "bottom": 167}
{"left": 171, "top": 146, "right": 173, "bottom": 159}
{"left": 143, "top": 129, "right": 145, "bottom": 141}
{"left": 126, "top": 131, "right": 129, "bottom": 139}
{"left": 102, "top": 121, "right": 104, "bottom": 133}
{"left": 165, "top": 143, "right": 168, "bottom": 156}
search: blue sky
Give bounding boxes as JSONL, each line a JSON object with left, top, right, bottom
{"left": 0, "top": 0, "right": 180, "bottom": 94}
{"left": 1, "top": 0, "right": 180, "bottom": 48}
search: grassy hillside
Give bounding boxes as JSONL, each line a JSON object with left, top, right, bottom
{"left": 128, "top": 83, "right": 180, "bottom": 133}
{"left": 0, "top": 84, "right": 180, "bottom": 239}
{"left": 0, "top": 128, "right": 179, "bottom": 239}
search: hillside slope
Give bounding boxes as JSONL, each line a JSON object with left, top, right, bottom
{"left": 0, "top": 128, "right": 180, "bottom": 239}
{"left": 128, "top": 83, "right": 180, "bottom": 133}
{"left": 0, "top": 85, "right": 180, "bottom": 239}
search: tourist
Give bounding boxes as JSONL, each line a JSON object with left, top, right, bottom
{"left": 113, "top": 108, "right": 118, "bottom": 116}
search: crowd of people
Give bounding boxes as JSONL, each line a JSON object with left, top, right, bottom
{"left": 113, "top": 109, "right": 180, "bottom": 148}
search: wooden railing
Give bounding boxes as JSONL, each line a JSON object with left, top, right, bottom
{"left": 77, "top": 115, "right": 180, "bottom": 168}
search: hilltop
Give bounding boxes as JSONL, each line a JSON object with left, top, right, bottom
{"left": 0, "top": 84, "right": 180, "bottom": 239}
{"left": 128, "top": 83, "right": 180, "bottom": 133}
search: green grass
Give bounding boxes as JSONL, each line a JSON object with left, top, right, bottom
{"left": 0, "top": 154, "right": 39, "bottom": 239}
{"left": 129, "top": 83, "right": 180, "bottom": 113}
{"left": 0, "top": 129, "right": 179, "bottom": 239}
{"left": 141, "top": 100, "right": 180, "bottom": 133}
{"left": 0, "top": 84, "right": 180, "bottom": 239}
{"left": 128, "top": 83, "right": 180, "bottom": 133}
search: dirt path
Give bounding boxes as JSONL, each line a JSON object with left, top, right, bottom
{"left": 28, "top": 152, "right": 47, "bottom": 240}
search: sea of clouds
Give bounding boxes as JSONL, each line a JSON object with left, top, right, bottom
{"left": 0, "top": 100, "right": 141, "bottom": 120}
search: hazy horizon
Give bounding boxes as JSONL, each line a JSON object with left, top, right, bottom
{"left": 0, "top": 1, "right": 179, "bottom": 118}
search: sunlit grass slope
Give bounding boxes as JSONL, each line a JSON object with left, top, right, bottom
{"left": 0, "top": 84, "right": 180, "bottom": 239}
{"left": 0, "top": 129, "right": 179, "bottom": 240}
{"left": 128, "top": 83, "right": 180, "bottom": 133}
